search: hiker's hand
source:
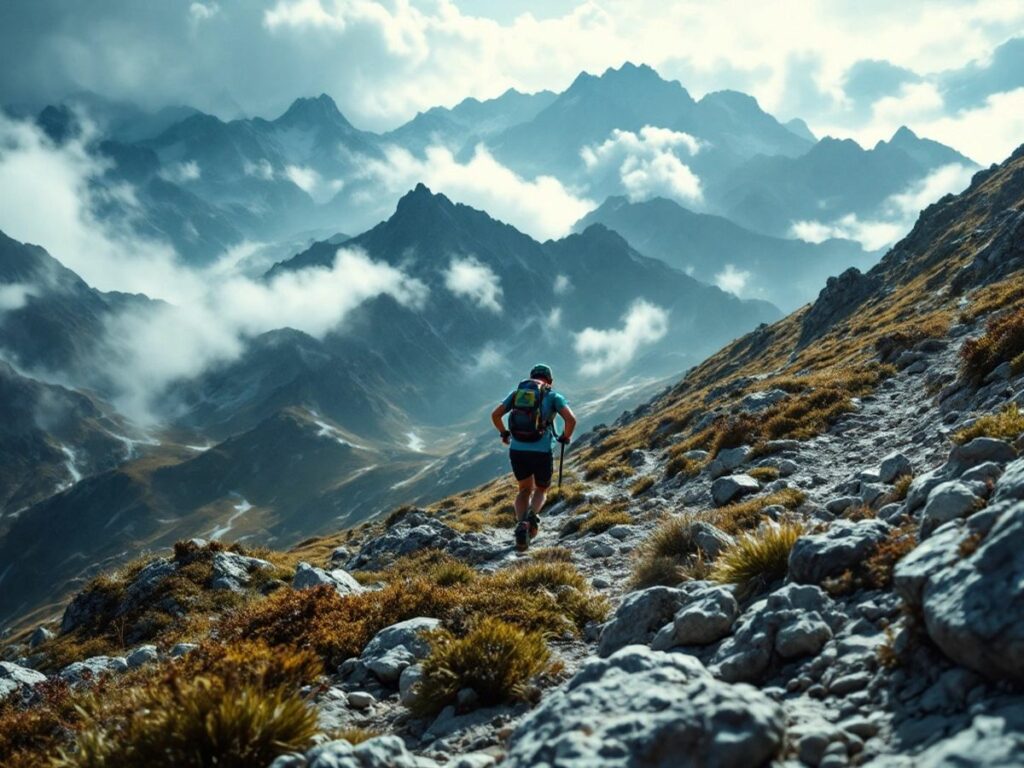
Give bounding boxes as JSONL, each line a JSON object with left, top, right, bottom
{"left": 557, "top": 434, "right": 571, "bottom": 445}
{"left": 500, "top": 430, "right": 511, "bottom": 445}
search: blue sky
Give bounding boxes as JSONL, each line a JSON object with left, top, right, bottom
{"left": 1, "top": 0, "right": 1022, "bottom": 161}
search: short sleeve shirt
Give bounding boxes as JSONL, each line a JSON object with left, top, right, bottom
{"left": 501, "top": 388, "right": 569, "bottom": 453}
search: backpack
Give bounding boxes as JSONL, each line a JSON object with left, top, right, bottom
{"left": 508, "top": 378, "right": 553, "bottom": 442}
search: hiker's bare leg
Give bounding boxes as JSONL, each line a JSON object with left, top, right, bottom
{"left": 515, "top": 477, "right": 535, "bottom": 522}
{"left": 531, "top": 484, "right": 548, "bottom": 514}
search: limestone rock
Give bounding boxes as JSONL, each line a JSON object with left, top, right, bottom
{"left": 0, "top": 661, "right": 47, "bottom": 703}
{"left": 504, "top": 646, "right": 785, "bottom": 768}
{"left": 293, "top": 562, "right": 365, "bottom": 596}
{"left": 788, "top": 519, "right": 891, "bottom": 584}
{"left": 598, "top": 586, "right": 687, "bottom": 657}
{"left": 712, "top": 474, "right": 760, "bottom": 506}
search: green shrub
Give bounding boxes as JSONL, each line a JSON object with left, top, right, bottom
{"left": 411, "top": 618, "right": 549, "bottom": 717}
{"left": 711, "top": 524, "right": 802, "bottom": 599}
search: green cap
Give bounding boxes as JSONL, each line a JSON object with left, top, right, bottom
{"left": 530, "top": 363, "right": 553, "bottom": 381}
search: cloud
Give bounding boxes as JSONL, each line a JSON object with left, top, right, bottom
{"left": 243, "top": 158, "right": 276, "bottom": 180}
{"left": 359, "top": 143, "right": 594, "bottom": 240}
{"left": 467, "top": 343, "right": 503, "bottom": 374}
{"left": 789, "top": 162, "right": 976, "bottom": 251}
{"left": 443, "top": 256, "right": 502, "bottom": 313}
{"left": 553, "top": 274, "right": 571, "bottom": 294}
{"left": 160, "top": 160, "right": 201, "bottom": 183}
{"left": 189, "top": 2, "right": 219, "bottom": 23}
{"left": 285, "top": 164, "right": 344, "bottom": 203}
{"left": 714, "top": 265, "right": 752, "bottom": 297}
{"left": 0, "top": 283, "right": 34, "bottom": 312}
{"left": 575, "top": 299, "right": 669, "bottom": 376}
{"left": 581, "top": 126, "right": 703, "bottom": 204}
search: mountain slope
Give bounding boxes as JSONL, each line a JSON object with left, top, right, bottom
{"left": 576, "top": 195, "right": 877, "bottom": 309}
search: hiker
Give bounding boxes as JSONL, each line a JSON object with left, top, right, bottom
{"left": 490, "top": 363, "right": 577, "bottom": 551}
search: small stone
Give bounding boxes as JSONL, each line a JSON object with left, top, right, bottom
{"left": 169, "top": 642, "right": 198, "bottom": 658}
{"left": 711, "top": 474, "right": 760, "bottom": 506}
{"left": 126, "top": 645, "right": 159, "bottom": 669}
{"left": 347, "top": 690, "right": 375, "bottom": 709}
{"left": 829, "top": 672, "right": 871, "bottom": 696}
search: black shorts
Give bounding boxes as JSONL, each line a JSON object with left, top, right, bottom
{"left": 509, "top": 450, "right": 554, "bottom": 488}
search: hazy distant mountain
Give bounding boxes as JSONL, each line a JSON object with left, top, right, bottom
{"left": 490, "top": 63, "right": 811, "bottom": 182}
{"left": 576, "top": 196, "right": 878, "bottom": 309}
{"left": 708, "top": 127, "right": 978, "bottom": 236}
{"left": 383, "top": 88, "right": 557, "bottom": 152}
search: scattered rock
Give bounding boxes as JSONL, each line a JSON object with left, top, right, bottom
{"left": 360, "top": 617, "right": 439, "bottom": 684}
{"left": 60, "top": 655, "right": 128, "bottom": 686}
{"left": 948, "top": 438, "right": 1016, "bottom": 474}
{"left": 598, "top": 586, "right": 688, "bottom": 657}
{"left": 293, "top": 562, "right": 365, "bottom": 596}
{"left": 505, "top": 646, "right": 785, "bottom": 768}
{"left": 789, "top": 520, "right": 891, "bottom": 584}
{"left": 210, "top": 550, "right": 274, "bottom": 591}
{"left": 739, "top": 389, "right": 789, "bottom": 413}
{"left": 709, "top": 446, "right": 752, "bottom": 479}
{"left": 27, "top": 626, "right": 54, "bottom": 648}
{"left": 655, "top": 582, "right": 738, "bottom": 648}
{"left": 169, "top": 642, "right": 198, "bottom": 658}
{"left": 690, "top": 521, "right": 734, "bottom": 560}
{"left": 0, "top": 661, "right": 47, "bottom": 703}
{"left": 711, "top": 474, "right": 760, "bottom": 506}
{"left": 347, "top": 690, "right": 376, "bottom": 709}
{"left": 920, "top": 481, "right": 983, "bottom": 539}
{"left": 125, "top": 644, "right": 159, "bottom": 669}
{"left": 879, "top": 452, "right": 913, "bottom": 484}
{"left": 583, "top": 535, "right": 616, "bottom": 558}
{"left": 346, "top": 512, "right": 503, "bottom": 571}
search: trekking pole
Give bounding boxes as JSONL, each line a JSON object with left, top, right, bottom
{"left": 558, "top": 436, "right": 566, "bottom": 489}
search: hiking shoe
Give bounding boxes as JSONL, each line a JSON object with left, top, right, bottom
{"left": 514, "top": 521, "right": 530, "bottom": 552}
{"left": 527, "top": 513, "right": 540, "bottom": 540}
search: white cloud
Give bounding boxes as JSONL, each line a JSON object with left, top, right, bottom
{"left": 553, "top": 274, "right": 571, "bottom": 294}
{"left": 285, "top": 164, "right": 344, "bottom": 203}
{"left": 360, "top": 143, "right": 594, "bottom": 240}
{"left": 714, "top": 264, "right": 752, "bottom": 297}
{"left": 575, "top": 299, "right": 669, "bottom": 376}
{"left": 160, "top": 160, "right": 201, "bottom": 183}
{"left": 789, "top": 162, "right": 975, "bottom": 251}
{"left": 443, "top": 256, "right": 502, "bottom": 313}
{"left": 468, "top": 343, "right": 503, "bottom": 374}
{"left": 243, "top": 158, "right": 276, "bottom": 180}
{"left": 264, "top": 0, "right": 344, "bottom": 31}
{"left": 582, "top": 125, "right": 703, "bottom": 204}
{"left": 0, "top": 283, "right": 34, "bottom": 312}
{"left": 189, "top": 2, "right": 219, "bottom": 23}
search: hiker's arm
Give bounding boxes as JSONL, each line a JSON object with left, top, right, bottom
{"left": 558, "top": 405, "right": 577, "bottom": 441}
{"left": 491, "top": 402, "right": 510, "bottom": 440}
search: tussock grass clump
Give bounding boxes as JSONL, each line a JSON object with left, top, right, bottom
{"left": 429, "top": 478, "right": 518, "bottom": 532}
{"left": 875, "top": 312, "right": 952, "bottom": 362}
{"left": 331, "top": 728, "right": 381, "bottom": 745}
{"left": 630, "top": 515, "right": 707, "bottom": 588}
{"left": 961, "top": 307, "right": 1024, "bottom": 383}
{"left": 529, "top": 546, "right": 573, "bottom": 563}
{"left": 583, "top": 453, "right": 634, "bottom": 482}
{"left": 709, "top": 488, "right": 806, "bottom": 535}
{"left": 960, "top": 274, "right": 1024, "bottom": 322}
{"left": 0, "top": 680, "right": 78, "bottom": 768}
{"left": 411, "top": 618, "right": 549, "bottom": 717}
{"left": 577, "top": 504, "right": 633, "bottom": 535}
{"left": 711, "top": 524, "right": 802, "bottom": 599}
{"left": 665, "top": 454, "right": 707, "bottom": 479}
{"left": 953, "top": 403, "right": 1024, "bottom": 445}
{"left": 889, "top": 474, "right": 914, "bottom": 503}
{"left": 747, "top": 466, "right": 780, "bottom": 483}
{"left": 630, "top": 475, "right": 656, "bottom": 496}
{"left": 841, "top": 504, "right": 876, "bottom": 521}
{"left": 545, "top": 479, "right": 587, "bottom": 507}
{"left": 57, "top": 673, "right": 318, "bottom": 768}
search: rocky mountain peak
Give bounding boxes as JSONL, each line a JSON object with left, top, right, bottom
{"left": 275, "top": 93, "right": 352, "bottom": 129}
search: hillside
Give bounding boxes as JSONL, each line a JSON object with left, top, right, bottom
{"left": 3, "top": 137, "right": 1023, "bottom": 767}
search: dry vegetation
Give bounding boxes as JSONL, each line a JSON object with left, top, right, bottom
{"left": 823, "top": 521, "right": 917, "bottom": 596}
{"left": 961, "top": 306, "right": 1024, "bottom": 383}
{"left": 710, "top": 524, "right": 803, "bottom": 599}
{"left": 953, "top": 403, "right": 1024, "bottom": 445}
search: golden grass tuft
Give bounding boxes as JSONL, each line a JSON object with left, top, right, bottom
{"left": 630, "top": 475, "right": 656, "bottom": 497}
{"left": 410, "top": 618, "right": 549, "bottom": 717}
{"left": 630, "top": 515, "right": 711, "bottom": 588}
{"left": 529, "top": 546, "right": 573, "bottom": 563}
{"left": 960, "top": 307, "right": 1024, "bottom": 383}
{"left": 747, "top": 466, "right": 780, "bottom": 483}
{"left": 577, "top": 505, "right": 633, "bottom": 535}
{"left": 708, "top": 488, "right": 806, "bottom": 535}
{"left": 664, "top": 455, "right": 707, "bottom": 479}
{"left": 710, "top": 523, "right": 803, "bottom": 599}
{"left": 953, "top": 403, "right": 1024, "bottom": 445}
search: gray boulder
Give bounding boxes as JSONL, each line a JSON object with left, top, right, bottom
{"left": 711, "top": 584, "right": 841, "bottom": 683}
{"left": 505, "top": 646, "right": 785, "bottom": 768}
{"left": 0, "top": 661, "right": 47, "bottom": 703}
{"left": 948, "top": 438, "right": 1017, "bottom": 473}
{"left": 920, "top": 481, "right": 983, "bottom": 539}
{"left": 918, "top": 500, "right": 1024, "bottom": 682}
{"left": 911, "top": 712, "right": 1024, "bottom": 768}
{"left": 293, "top": 562, "right": 364, "bottom": 596}
{"left": 126, "top": 645, "right": 159, "bottom": 669}
{"left": 788, "top": 519, "right": 891, "bottom": 584}
{"left": 690, "top": 521, "right": 734, "bottom": 560}
{"left": 359, "top": 617, "right": 440, "bottom": 684}
{"left": 115, "top": 558, "right": 176, "bottom": 617}
{"left": 598, "top": 586, "right": 687, "bottom": 657}
{"left": 711, "top": 474, "right": 760, "bottom": 506}
{"left": 653, "top": 583, "right": 738, "bottom": 648}
{"left": 709, "top": 446, "right": 751, "bottom": 479}
{"left": 739, "top": 389, "right": 789, "bottom": 413}
{"left": 211, "top": 551, "right": 274, "bottom": 591}
{"left": 346, "top": 512, "right": 503, "bottom": 571}
{"left": 303, "top": 734, "right": 441, "bottom": 767}
{"left": 60, "top": 655, "right": 128, "bottom": 686}
{"left": 993, "top": 456, "right": 1024, "bottom": 502}
{"left": 879, "top": 451, "right": 913, "bottom": 484}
